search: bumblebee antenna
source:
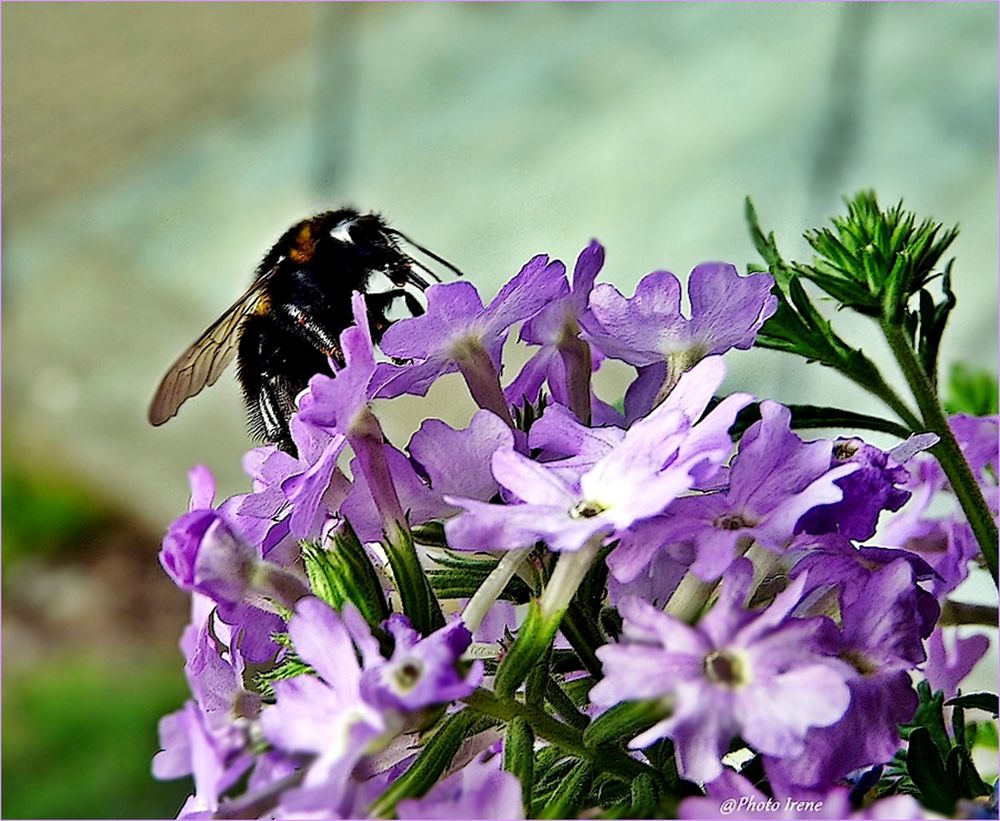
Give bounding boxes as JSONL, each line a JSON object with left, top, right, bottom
{"left": 403, "top": 254, "right": 443, "bottom": 285}
{"left": 389, "top": 229, "right": 466, "bottom": 278}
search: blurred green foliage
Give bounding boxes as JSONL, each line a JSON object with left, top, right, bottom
{"left": 3, "top": 654, "right": 192, "bottom": 819}
{"left": 944, "top": 364, "right": 999, "bottom": 417}
{"left": 2, "top": 463, "right": 113, "bottom": 570}
{"left": 3, "top": 463, "right": 192, "bottom": 818}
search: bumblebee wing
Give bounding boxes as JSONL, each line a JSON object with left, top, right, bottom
{"left": 148, "top": 267, "right": 279, "bottom": 426}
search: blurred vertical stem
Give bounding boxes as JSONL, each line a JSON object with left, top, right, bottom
{"left": 881, "top": 320, "right": 998, "bottom": 584}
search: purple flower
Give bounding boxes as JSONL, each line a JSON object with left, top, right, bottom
{"left": 261, "top": 598, "right": 481, "bottom": 814}
{"left": 160, "top": 509, "right": 258, "bottom": 605}
{"left": 260, "top": 598, "right": 386, "bottom": 815}
{"left": 879, "top": 459, "right": 979, "bottom": 597}
{"left": 160, "top": 468, "right": 316, "bottom": 664}
{"left": 299, "top": 292, "right": 380, "bottom": 435}
{"left": 924, "top": 625, "right": 991, "bottom": 699}
{"left": 616, "top": 402, "right": 858, "bottom": 582}
{"left": 797, "top": 438, "right": 911, "bottom": 541}
{"left": 950, "top": 413, "right": 1000, "bottom": 496}
{"left": 153, "top": 700, "right": 255, "bottom": 818}
{"left": 341, "top": 444, "right": 448, "bottom": 543}
{"left": 279, "top": 419, "right": 350, "bottom": 539}
{"left": 231, "top": 415, "right": 352, "bottom": 546}
{"left": 154, "top": 609, "right": 259, "bottom": 818}
{"left": 408, "top": 410, "right": 515, "bottom": 500}
{"left": 181, "top": 617, "right": 261, "bottom": 734}
{"left": 505, "top": 241, "right": 604, "bottom": 422}
{"left": 362, "top": 615, "right": 482, "bottom": 715}
{"left": 338, "top": 410, "right": 518, "bottom": 552}
{"left": 766, "top": 558, "right": 933, "bottom": 792}
{"left": 879, "top": 414, "right": 998, "bottom": 596}
{"left": 791, "top": 539, "right": 940, "bottom": 647}
{"left": 446, "top": 358, "right": 749, "bottom": 554}
{"left": 374, "top": 255, "right": 567, "bottom": 421}
{"left": 582, "top": 263, "right": 776, "bottom": 420}
{"left": 606, "top": 527, "right": 688, "bottom": 609}
{"left": 397, "top": 752, "right": 524, "bottom": 820}
{"left": 590, "top": 560, "right": 851, "bottom": 784}
{"left": 300, "top": 293, "right": 410, "bottom": 538}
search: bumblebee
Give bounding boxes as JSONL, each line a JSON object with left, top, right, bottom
{"left": 148, "top": 209, "right": 461, "bottom": 453}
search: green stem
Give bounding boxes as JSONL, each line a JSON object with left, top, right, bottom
{"left": 495, "top": 541, "right": 601, "bottom": 697}
{"left": 663, "top": 571, "right": 716, "bottom": 623}
{"left": 939, "top": 600, "right": 998, "bottom": 627}
{"left": 462, "top": 689, "right": 661, "bottom": 784}
{"left": 837, "top": 362, "right": 923, "bottom": 432}
{"left": 881, "top": 320, "right": 998, "bottom": 585}
{"left": 462, "top": 547, "right": 530, "bottom": 633}
{"left": 561, "top": 601, "right": 605, "bottom": 679}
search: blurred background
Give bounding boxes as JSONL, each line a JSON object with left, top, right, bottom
{"left": 3, "top": 3, "right": 997, "bottom": 818}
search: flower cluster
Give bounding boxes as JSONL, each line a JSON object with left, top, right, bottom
{"left": 153, "top": 237, "right": 997, "bottom": 819}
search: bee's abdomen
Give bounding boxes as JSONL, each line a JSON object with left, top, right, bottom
{"left": 237, "top": 314, "right": 331, "bottom": 449}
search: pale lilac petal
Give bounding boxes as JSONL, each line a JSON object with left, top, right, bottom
{"left": 260, "top": 674, "right": 353, "bottom": 753}
{"left": 483, "top": 255, "right": 567, "bottom": 337}
{"left": 738, "top": 665, "right": 851, "bottom": 756}
{"left": 380, "top": 281, "right": 485, "bottom": 359}
{"left": 924, "top": 627, "right": 991, "bottom": 699}
{"left": 759, "top": 462, "right": 858, "bottom": 543}
{"left": 342, "top": 446, "right": 448, "bottom": 543}
{"left": 288, "top": 597, "right": 362, "bottom": 693}
{"left": 686, "top": 262, "right": 777, "bottom": 353}
{"left": 490, "top": 449, "right": 577, "bottom": 507}
{"left": 528, "top": 402, "right": 624, "bottom": 464}
{"left": 188, "top": 465, "right": 217, "bottom": 510}
{"left": 409, "top": 411, "right": 514, "bottom": 500}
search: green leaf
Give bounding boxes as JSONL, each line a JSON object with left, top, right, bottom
{"left": 795, "top": 192, "right": 958, "bottom": 322}
{"left": 503, "top": 717, "right": 535, "bottom": 810}
{"left": 628, "top": 774, "right": 659, "bottom": 818}
{"left": 537, "top": 760, "right": 593, "bottom": 819}
{"left": 302, "top": 522, "right": 390, "bottom": 628}
{"left": 946, "top": 693, "right": 1000, "bottom": 717}
{"left": 745, "top": 197, "right": 796, "bottom": 288}
{"left": 901, "top": 681, "right": 951, "bottom": 758}
{"left": 411, "top": 520, "right": 448, "bottom": 547}
{"left": 531, "top": 753, "right": 578, "bottom": 815}
{"left": 725, "top": 401, "right": 912, "bottom": 440}
{"left": 906, "top": 727, "right": 957, "bottom": 814}
{"left": 367, "top": 710, "right": 491, "bottom": 817}
{"left": 253, "top": 653, "right": 313, "bottom": 701}
{"left": 426, "top": 552, "right": 532, "bottom": 603}
{"left": 495, "top": 601, "right": 563, "bottom": 698}
{"left": 383, "top": 523, "right": 444, "bottom": 636}
{"left": 561, "top": 600, "right": 605, "bottom": 680}
{"left": 755, "top": 276, "right": 891, "bottom": 398}
{"left": 946, "top": 745, "right": 991, "bottom": 799}
{"left": 909, "top": 259, "right": 956, "bottom": 388}
{"left": 546, "top": 677, "right": 590, "bottom": 731}
{"left": 583, "top": 700, "right": 668, "bottom": 749}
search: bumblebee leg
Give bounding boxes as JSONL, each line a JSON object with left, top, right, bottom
{"left": 365, "top": 288, "right": 424, "bottom": 340}
{"left": 258, "top": 373, "right": 297, "bottom": 453}
{"left": 269, "top": 303, "right": 343, "bottom": 362}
